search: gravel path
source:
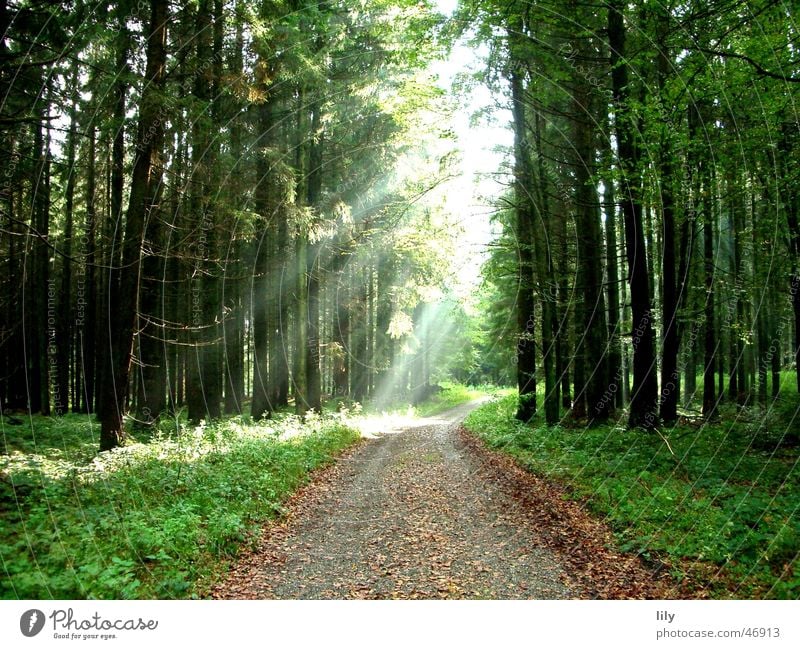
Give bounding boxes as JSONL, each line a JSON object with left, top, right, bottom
{"left": 213, "top": 401, "right": 677, "bottom": 599}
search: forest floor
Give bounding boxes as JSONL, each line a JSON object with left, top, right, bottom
{"left": 212, "top": 401, "right": 676, "bottom": 599}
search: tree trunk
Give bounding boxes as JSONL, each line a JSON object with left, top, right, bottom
{"left": 571, "top": 75, "right": 609, "bottom": 424}
{"left": 532, "top": 108, "right": 559, "bottom": 424}
{"left": 223, "top": 240, "right": 245, "bottom": 414}
{"left": 508, "top": 58, "right": 537, "bottom": 422}
{"left": 602, "top": 143, "right": 622, "bottom": 412}
{"left": 332, "top": 261, "right": 351, "bottom": 399}
{"left": 0, "top": 135, "right": 26, "bottom": 409}
{"left": 294, "top": 231, "right": 309, "bottom": 413}
{"left": 96, "top": 20, "right": 130, "bottom": 418}
{"left": 771, "top": 285, "right": 781, "bottom": 397}
{"left": 202, "top": 0, "right": 225, "bottom": 418}
{"left": 556, "top": 202, "right": 572, "bottom": 410}
{"left": 350, "top": 261, "right": 368, "bottom": 403}
{"left": 780, "top": 127, "right": 800, "bottom": 394}
{"left": 29, "top": 99, "right": 51, "bottom": 415}
{"left": 99, "top": 0, "right": 168, "bottom": 450}
{"left": 272, "top": 214, "right": 290, "bottom": 407}
{"left": 608, "top": 0, "right": 658, "bottom": 428}
{"left": 694, "top": 102, "right": 717, "bottom": 419}
{"left": 250, "top": 75, "right": 277, "bottom": 420}
{"left": 80, "top": 125, "right": 97, "bottom": 413}
{"left": 305, "top": 95, "right": 323, "bottom": 412}
{"left": 56, "top": 79, "right": 79, "bottom": 415}
{"left": 655, "top": 13, "right": 680, "bottom": 424}
{"left": 375, "top": 254, "right": 394, "bottom": 397}
{"left": 727, "top": 177, "right": 741, "bottom": 402}
{"left": 223, "top": 8, "right": 246, "bottom": 415}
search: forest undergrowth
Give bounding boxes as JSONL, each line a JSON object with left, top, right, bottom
{"left": 0, "top": 410, "right": 360, "bottom": 598}
{"left": 464, "top": 394, "right": 800, "bottom": 598}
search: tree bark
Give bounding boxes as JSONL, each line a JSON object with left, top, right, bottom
{"left": 655, "top": 12, "right": 680, "bottom": 424}
{"left": 508, "top": 55, "right": 537, "bottom": 422}
{"left": 608, "top": 0, "right": 658, "bottom": 428}
{"left": 80, "top": 124, "right": 97, "bottom": 413}
{"left": 56, "top": 78, "right": 79, "bottom": 415}
{"left": 251, "top": 90, "right": 276, "bottom": 420}
{"left": 692, "top": 102, "right": 717, "bottom": 419}
{"left": 99, "top": 0, "right": 168, "bottom": 450}
{"left": 96, "top": 19, "right": 130, "bottom": 418}
{"left": 305, "top": 94, "right": 323, "bottom": 412}
{"left": 602, "top": 142, "right": 622, "bottom": 412}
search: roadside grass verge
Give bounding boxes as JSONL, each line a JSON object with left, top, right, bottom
{"left": 1, "top": 412, "right": 360, "bottom": 599}
{"left": 464, "top": 394, "right": 800, "bottom": 598}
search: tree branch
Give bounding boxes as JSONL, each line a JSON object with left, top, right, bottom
{"left": 698, "top": 47, "right": 800, "bottom": 83}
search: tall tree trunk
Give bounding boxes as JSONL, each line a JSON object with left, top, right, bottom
{"left": 366, "top": 262, "right": 376, "bottom": 398}
{"left": 332, "top": 260, "right": 351, "bottom": 399}
{"left": 693, "top": 103, "right": 717, "bottom": 419}
{"left": 272, "top": 214, "right": 290, "bottom": 407}
{"left": 770, "top": 285, "right": 781, "bottom": 397}
{"left": 727, "top": 176, "right": 740, "bottom": 402}
{"left": 659, "top": 155, "right": 679, "bottom": 424}
{"left": 608, "top": 0, "right": 658, "bottom": 428}
{"left": 186, "top": 0, "right": 222, "bottom": 423}
{"left": 28, "top": 98, "right": 51, "bottom": 415}
{"left": 602, "top": 142, "right": 622, "bottom": 411}
{"left": 251, "top": 90, "right": 275, "bottom": 420}
{"left": 571, "top": 72, "right": 609, "bottom": 424}
{"left": 137, "top": 187, "right": 166, "bottom": 422}
{"left": 619, "top": 232, "right": 631, "bottom": 406}
{"left": 656, "top": 12, "right": 680, "bottom": 424}
{"left": 294, "top": 230, "right": 309, "bottom": 413}
{"left": 56, "top": 78, "right": 79, "bottom": 415}
{"left": 99, "top": 0, "right": 168, "bottom": 450}
{"left": 166, "top": 128, "right": 187, "bottom": 415}
{"left": 375, "top": 254, "right": 394, "bottom": 397}
{"left": 753, "top": 180, "right": 769, "bottom": 406}
{"left": 0, "top": 134, "right": 26, "bottom": 409}
{"left": 305, "top": 95, "right": 323, "bottom": 412}
{"left": 508, "top": 55, "right": 537, "bottom": 422}
{"left": 224, "top": 254, "right": 245, "bottom": 414}
{"left": 780, "top": 127, "right": 800, "bottom": 393}
{"left": 532, "top": 108, "right": 559, "bottom": 424}
{"left": 80, "top": 125, "right": 97, "bottom": 413}
{"left": 556, "top": 202, "right": 572, "bottom": 410}
{"left": 223, "top": 4, "right": 246, "bottom": 414}
{"left": 350, "top": 260, "right": 368, "bottom": 403}
{"left": 202, "top": 0, "right": 225, "bottom": 418}
{"left": 96, "top": 20, "right": 131, "bottom": 417}
{"left": 676, "top": 200, "right": 697, "bottom": 410}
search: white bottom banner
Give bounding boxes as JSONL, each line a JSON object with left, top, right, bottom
{"left": 1, "top": 600, "right": 797, "bottom": 649}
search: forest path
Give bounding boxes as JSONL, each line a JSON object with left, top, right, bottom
{"left": 212, "top": 401, "right": 673, "bottom": 599}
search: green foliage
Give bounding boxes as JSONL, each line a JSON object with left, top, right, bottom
{"left": 464, "top": 395, "right": 800, "bottom": 598}
{"left": 412, "top": 382, "right": 489, "bottom": 417}
{"left": 472, "top": 206, "right": 524, "bottom": 386}
{"left": 0, "top": 414, "right": 360, "bottom": 599}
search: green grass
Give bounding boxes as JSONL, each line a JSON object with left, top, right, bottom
{"left": 1, "top": 412, "right": 360, "bottom": 599}
{"left": 330, "top": 382, "right": 507, "bottom": 419}
{"left": 464, "top": 394, "right": 800, "bottom": 598}
{"left": 683, "top": 370, "right": 798, "bottom": 409}
{"left": 412, "top": 382, "right": 501, "bottom": 417}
